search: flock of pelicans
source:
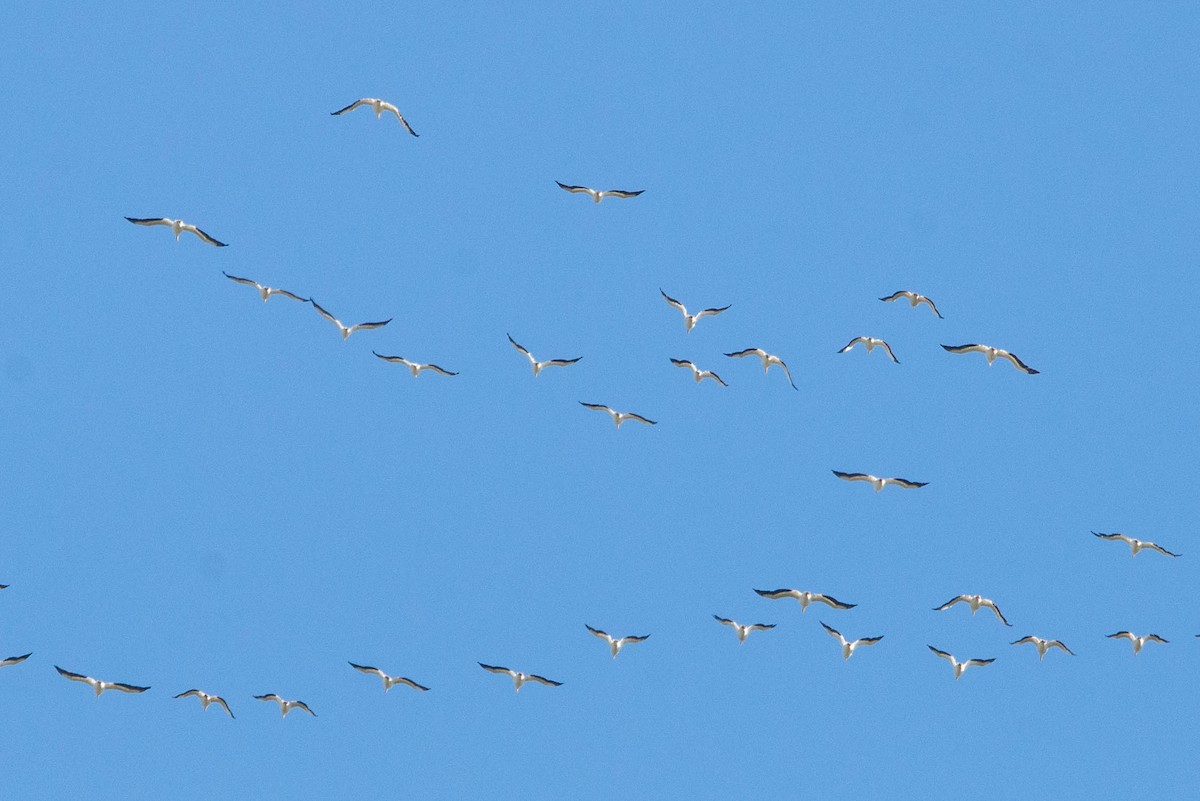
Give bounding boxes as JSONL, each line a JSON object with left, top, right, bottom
{"left": 4, "top": 96, "right": 1189, "bottom": 723}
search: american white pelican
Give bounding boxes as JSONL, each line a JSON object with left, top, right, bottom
{"left": 254, "top": 694, "right": 316, "bottom": 717}
{"left": 348, "top": 662, "right": 430, "bottom": 692}
{"left": 174, "top": 689, "right": 235, "bottom": 718}
{"left": 125, "top": 217, "right": 228, "bottom": 247}
{"left": 928, "top": 646, "right": 994, "bottom": 680}
{"left": 1106, "top": 631, "right": 1168, "bottom": 654}
{"left": 330, "top": 98, "right": 419, "bottom": 136}
{"left": 55, "top": 666, "right": 150, "bottom": 696}
{"left": 585, "top": 625, "right": 650, "bottom": 659}
{"left": 820, "top": 622, "right": 883, "bottom": 661}
{"left": 933, "top": 594, "right": 1012, "bottom": 627}
{"left": 724, "top": 348, "right": 797, "bottom": 390}
{"left": 507, "top": 334, "right": 582, "bottom": 377}
{"left": 372, "top": 352, "right": 458, "bottom": 377}
{"left": 1, "top": 653, "right": 31, "bottom": 668}
{"left": 714, "top": 615, "right": 775, "bottom": 644}
{"left": 659, "top": 289, "right": 730, "bottom": 333}
{"left": 579, "top": 402, "right": 656, "bottom": 428}
{"left": 310, "top": 300, "right": 391, "bottom": 340}
{"left": 753, "top": 588, "right": 856, "bottom": 612}
{"left": 831, "top": 470, "right": 927, "bottom": 492}
{"left": 837, "top": 337, "right": 899, "bottom": 364}
{"left": 1010, "top": 636, "right": 1075, "bottom": 660}
{"left": 670, "top": 358, "right": 727, "bottom": 386}
{"left": 1092, "top": 531, "right": 1180, "bottom": 558}
{"left": 222, "top": 272, "right": 309, "bottom": 303}
{"left": 880, "top": 290, "right": 943, "bottom": 319}
{"left": 555, "top": 182, "right": 643, "bottom": 203}
{"left": 941, "top": 344, "right": 1038, "bottom": 374}
{"left": 478, "top": 663, "right": 562, "bottom": 693}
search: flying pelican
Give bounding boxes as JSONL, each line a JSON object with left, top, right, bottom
{"left": 880, "top": 290, "right": 943, "bottom": 318}
{"left": 478, "top": 663, "right": 562, "bottom": 693}
{"left": 670, "top": 358, "right": 727, "bottom": 386}
{"left": 837, "top": 336, "right": 900, "bottom": 364}
{"left": 55, "top": 666, "right": 150, "bottom": 696}
{"left": 1092, "top": 532, "right": 1180, "bottom": 558}
{"left": 125, "top": 217, "right": 227, "bottom": 247}
{"left": 579, "top": 402, "right": 656, "bottom": 428}
{"left": 753, "top": 588, "right": 856, "bottom": 612}
{"left": 585, "top": 625, "right": 650, "bottom": 659}
{"left": 659, "top": 289, "right": 730, "bottom": 333}
{"left": 832, "top": 470, "right": 927, "bottom": 492}
{"left": 1107, "top": 631, "right": 1168, "bottom": 655}
{"left": 821, "top": 622, "right": 883, "bottom": 661}
{"left": 174, "top": 689, "right": 235, "bottom": 718}
{"left": 254, "top": 694, "right": 316, "bottom": 717}
{"left": 507, "top": 334, "right": 581, "bottom": 377}
{"left": 222, "top": 272, "right": 309, "bottom": 303}
{"left": 555, "top": 181, "right": 643, "bottom": 203}
{"left": 928, "top": 646, "right": 995, "bottom": 680}
{"left": 1, "top": 653, "right": 31, "bottom": 668}
{"left": 330, "top": 98, "right": 419, "bottom": 136}
{"left": 310, "top": 300, "right": 391, "bottom": 340}
{"left": 724, "top": 348, "right": 797, "bottom": 390}
{"left": 348, "top": 662, "right": 430, "bottom": 692}
{"left": 372, "top": 352, "right": 458, "bottom": 377}
{"left": 714, "top": 615, "right": 776, "bottom": 644}
{"left": 1011, "top": 636, "right": 1075, "bottom": 660}
{"left": 941, "top": 344, "right": 1039, "bottom": 374}
{"left": 933, "top": 594, "right": 1012, "bottom": 626}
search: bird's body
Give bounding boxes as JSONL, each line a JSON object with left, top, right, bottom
{"left": 714, "top": 615, "right": 775, "bottom": 644}
{"left": 933, "top": 594, "right": 1012, "bottom": 627}
{"left": 670, "top": 358, "right": 727, "bottom": 386}
{"left": 331, "top": 98, "right": 418, "bottom": 136}
{"left": 832, "top": 470, "right": 927, "bottom": 492}
{"left": 941, "top": 344, "right": 1038, "bottom": 374}
{"left": 928, "top": 646, "right": 994, "bottom": 680}
{"left": 373, "top": 352, "right": 458, "bottom": 377}
{"left": 174, "top": 689, "right": 235, "bottom": 718}
{"left": 348, "top": 662, "right": 430, "bottom": 692}
{"left": 660, "top": 289, "right": 730, "bottom": 333}
{"left": 821, "top": 622, "right": 883, "bottom": 661}
{"left": 1, "top": 653, "right": 32, "bottom": 668}
{"left": 55, "top": 666, "right": 149, "bottom": 696}
{"left": 507, "top": 334, "right": 581, "bottom": 377}
{"left": 1092, "top": 532, "right": 1180, "bottom": 558}
{"left": 1107, "top": 631, "right": 1168, "bottom": 654}
{"left": 478, "top": 663, "right": 562, "bottom": 693}
{"left": 753, "top": 588, "right": 856, "bottom": 612}
{"left": 837, "top": 336, "right": 900, "bottom": 364}
{"left": 579, "top": 402, "right": 656, "bottom": 428}
{"left": 1011, "top": 636, "right": 1074, "bottom": 660}
{"left": 254, "top": 694, "right": 316, "bottom": 717}
{"left": 585, "top": 625, "right": 650, "bottom": 659}
{"left": 724, "top": 348, "right": 797, "bottom": 390}
{"left": 125, "top": 217, "right": 227, "bottom": 247}
{"left": 311, "top": 300, "right": 391, "bottom": 340}
{"left": 555, "top": 181, "right": 643, "bottom": 203}
{"left": 222, "top": 272, "right": 308, "bottom": 303}
{"left": 880, "top": 290, "right": 943, "bottom": 318}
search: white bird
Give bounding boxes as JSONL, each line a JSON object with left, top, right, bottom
{"left": 753, "top": 588, "right": 856, "bottom": 612}
{"left": 670, "top": 358, "right": 727, "bottom": 386}
{"left": 55, "top": 666, "right": 150, "bottom": 696}
{"left": 372, "top": 351, "right": 458, "bottom": 377}
{"left": 832, "top": 470, "right": 927, "bottom": 492}
{"left": 1011, "top": 636, "right": 1075, "bottom": 660}
{"left": 714, "top": 615, "right": 776, "bottom": 644}
{"left": 222, "top": 272, "right": 309, "bottom": 303}
{"left": 941, "top": 343, "right": 1039, "bottom": 374}
{"left": 254, "top": 694, "right": 316, "bottom": 717}
{"left": 928, "top": 646, "right": 995, "bottom": 680}
{"left": 125, "top": 217, "right": 227, "bottom": 247}
{"left": 478, "top": 663, "right": 562, "bottom": 693}
{"left": 1107, "top": 631, "right": 1168, "bottom": 654}
{"left": 837, "top": 336, "right": 900, "bottom": 364}
{"left": 880, "top": 290, "right": 943, "bottom": 318}
{"left": 1092, "top": 531, "right": 1180, "bottom": 558}
{"left": 585, "top": 625, "right": 650, "bottom": 659}
{"left": 821, "top": 622, "right": 883, "bottom": 661}
{"left": 555, "top": 181, "right": 643, "bottom": 203}
{"left": 348, "top": 662, "right": 430, "bottom": 692}
{"left": 507, "top": 334, "right": 582, "bottom": 377}
{"left": 933, "top": 594, "right": 1012, "bottom": 627}
{"left": 174, "top": 689, "right": 235, "bottom": 718}
{"left": 724, "top": 348, "right": 797, "bottom": 390}
{"left": 659, "top": 289, "right": 730, "bottom": 333}
{"left": 1, "top": 653, "right": 31, "bottom": 668}
{"left": 310, "top": 300, "right": 391, "bottom": 340}
{"left": 330, "top": 98, "right": 419, "bottom": 136}
{"left": 579, "top": 402, "right": 656, "bottom": 428}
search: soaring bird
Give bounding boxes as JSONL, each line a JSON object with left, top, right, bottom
{"left": 837, "top": 336, "right": 900, "bottom": 364}
{"left": 1092, "top": 532, "right": 1180, "bottom": 558}
{"left": 821, "top": 622, "right": 883, "bottom": 661}
{"left": 1011, "top": 636, "right": 1075, "bottom": 660}
{"left": 585, "top": 625, "right": 650, "bottom": 659}
{"left": 348, "top": 662, "right": 430, "bottom": 693}
{"left": 1106, "top": 631, "right": 1168, "bottom": 655}
{"left": 222, "top": 272, "right": 309, "bottom": 303}
{"left": 724, "top": 348, "right": 797, "bottom": 390}
{"left": 832, "top": 470, "right": 927, "bottom": 492}
{"left": 507, "top": 334, "right": 581, "bottom": 377}
{"left": 1, "top": 653, "right": 32, "bottom": 668}
{"left": 928, "top": 646, "right": 995, "bottom": 680}
{"left": 579, "top": 402, "right": 656, "bottom": 429}
{"left": 669, "top": 358, "right": 727, "bottom": 386}
{"left": 330, "top": 98, "right": 419, "bottom": 136}
{"left": 555, "top": 181, "right": 643, "bottom": 203}
{"left": 880, "top": 290, "right": 943, "bottom": 318}
{"left": 125, "top": 217, "right": 227, "bottom": 247}
{"left": 254, "top": 694, "right": 316, "bottom": 717}
{"left": 310, "top": 300, "right": 391, "bottom": 340}
{"left": 174, "top": 689, "right": 235, "bottom": 718}
{"left": 478, "top": 663, "right": 562, "bottom": 693}
{"left": 372, "top": 352, "right": 458, "bottom": 377}
{"left": 714, "top": 615, "right": 775, "bottom": 644}
{"left": 933, "top": 594, "right": 1012, "bottom": 627}
{"left": 659, "top": 289, "right": 730, "bottom": 333}
{"left": 941, "top": 344, "right": 1038, "bottom": 374}
{"left": 753, "top": 588, "right": 856, "bottom": 612}
{"left": 55, "top": 666, "right": 150, "bottom": 696}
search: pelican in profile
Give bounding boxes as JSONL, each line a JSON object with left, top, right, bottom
{"left": 714, "top": 615, "right": 775, "bottom": 644}
{"left": 373, "top": 352, "right": 458, "bottom": 377}
{"left": 330, "top": 98, "right": 419, "bottom": 136}
{"left": 753, "top": 588, "right": 856, "bottom": 612}
{"left": 837, "top": 337, "right": 899, "bottom": 364}
{"left": 555, "top": 181, "right": 643, "bottom": 203}
{"left": 928, "top": 646, "right": 994, "bottom": 680}
{"left": 933, "top": 594, "right": 1012, "bottom": 626}
{"left": 1, "top": 653, "right": 31, "bottom": 668}
{"left": 832, "top": 470, "right": 927, "bottom": 492}
{"left": 254, "top": 694, "right": 316, "bottom": 717}
{"left": 670, "top": 359, "right": 727, "bottom": 386}
{"left": 941, "top": 344, "right": 1038, "bottom": 374}
{"left": 585, "top": 626, "right": 650, "bottom": 659}
{"left": 1107, "top": 631, "right": 1168, "bottom": 655}
{"left": 125, "top": 217, "right": 227, "bottom": 247}
{"left": 55, "top": 666, "right": 150, "bottom": 696}
{"left": 478, "top": 663, "right": 562, "bottom": 693}
{"left": 1092, "top": 532, "right": 1180, "bottom": 558}
{"left": 579, "top": 402, "right": 656, "bottom": 428}
{"left": 1011, "top": 636, "right": 1075, "bottom": 660}
{"left": 222, "top": 272, "right": 309, "bottom": 303}
{"left": 174, "top": 689, "right": 235, "bottom": 718}
{"left": 348, "top": 662, "right": 430, "bottom": 692}
{"left": 821, "top": 622, "right": 883, "bottom": 661}
{"left": 311, "top": 300, "right": 391, "bottom": 340}
{"left": 659, "top": 289, "right": 730, "bottom": 333}
{"left": 724, "top": 348, "right": 797, "bottom": 390}
{"left": 880, "top": 290, "right": 943, "bottom": 318}
{"left": 507, "top": 334, "right": 581, "bottom": 377}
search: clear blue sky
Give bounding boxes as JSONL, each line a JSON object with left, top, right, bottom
{"left": 2, "top": 3, "right": 1198, "bottom": 799}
